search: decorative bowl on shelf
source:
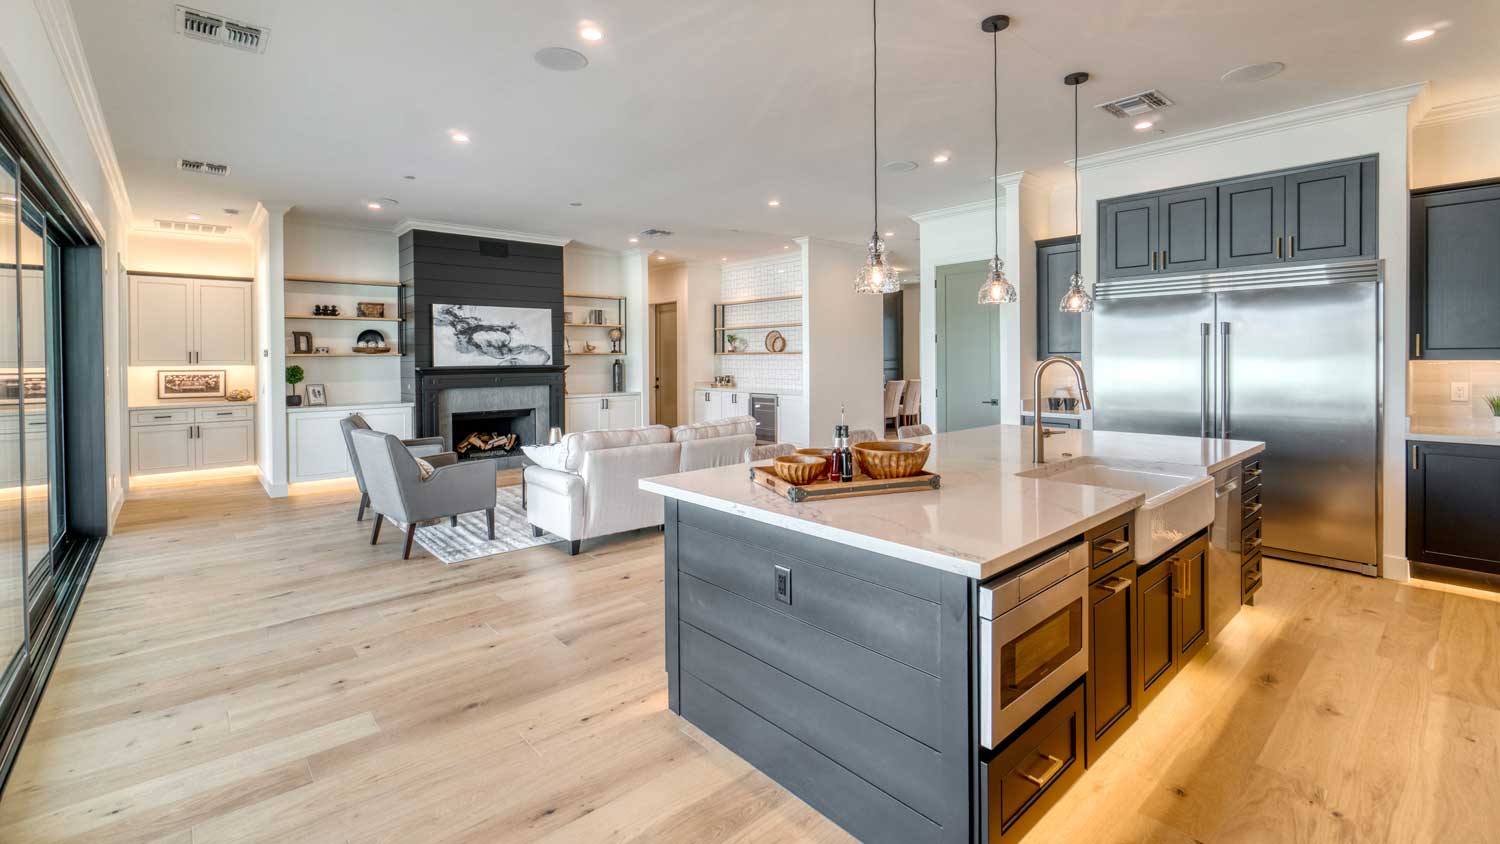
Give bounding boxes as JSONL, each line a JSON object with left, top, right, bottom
{"left": 773, "top": 454, "right": 827, "bottom": 485}
{"left": 351, "top": 346, "right": 392, "bottom": 354}
{"left": 852, "top": 441, "right": 930, "bottom": 479}
{"left": 227, "top": 388, "right": 252, "bottom": 402}
{"left": 794, "top": 447, "right": 834, "bottom": 479}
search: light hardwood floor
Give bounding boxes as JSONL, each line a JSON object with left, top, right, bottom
{"left": 0, "top": 473, "right": 1496, "bottom": 843}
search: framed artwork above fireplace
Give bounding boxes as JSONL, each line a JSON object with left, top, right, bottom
{"left": 432, "top": 304, "right": 553, "bottom": 367}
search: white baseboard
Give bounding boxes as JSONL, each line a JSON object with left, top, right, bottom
{"left": 258, "top": 467, "right": 288, "bottom": 499}
{"left": 1383, "top": 553, "right": 1410, "bottom": 581}
{"left": 107, "top": 488, "right": 124, "bottom": 534}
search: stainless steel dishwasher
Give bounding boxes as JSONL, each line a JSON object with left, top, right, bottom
{"left": 1207, "top": 462, "right": 1243, "bottom": 638}
{"left": 750, "top": 394, "right": 777, "bottom": 444}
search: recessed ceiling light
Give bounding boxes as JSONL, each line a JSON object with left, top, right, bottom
{"left": 578, "top": 21, "right": 604, "bottom": 42}
{"left": 187, "top": 213, "right": 201, "bottom": 220}
{"left": 932, "top": 153, "right": 950, "bottom": 164}
{"left": 367, "top": 202, "right": 382, "bottom": 210}
{"left": 721, "top": 257, "right": 727, "bottom": 262}
{"left": 1404, "top": 28, "right": 1435, "bottom": 42}
{"left": 1134, "top": 120, "right": 1154, "bottom": 131}
{"left": 1220, "top": 61, "right": 1286, "bottom": 83}
{"left": 767, "top": 199, "right": 781, "bottom": 207}
{"left": 656, "top": 255, "right": 666, "bottom": 261}
{"left": 628, "top": 237, "right": 639, "bottom": 243}
{"left": 783, "top": 245, "right": 791, "bottom": 250}
{"left": 449, "top": 130, "right": 470, "bottom": 144}
{"left": 883, "top": 231, "right": 894, "bottom": 237}
{"left": 535, "top": 47, "right": 589, "bottom": 72}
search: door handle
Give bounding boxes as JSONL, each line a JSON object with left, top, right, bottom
{"left": 1020, "top": 753, "right": 1065, "bottom": 787}
{"left": 1219, "top": 322, "right": 1231, "bottom": 437}
{"left": 981, "top": 399, "right": 999, "bottom": 406}
{"left": 1200, "top": 322, "right": 1211, "bottom": 438}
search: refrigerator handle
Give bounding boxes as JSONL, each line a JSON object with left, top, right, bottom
{"left": 1199, "top": 323, "right": 1211, "bottom": 438}
{"left": 1219, "top": 321, "right": 1231, "bottom": 438}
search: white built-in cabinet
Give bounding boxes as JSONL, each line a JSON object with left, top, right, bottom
{"left": 287, "top": 404, "right": 413, "bottom": 484}
{"left": 564, "top": 393, "right": 641, "bottom": 432}
{"left": 691, "top": 389, "right": 751, "bottom": 424}
{"left": 129, "top": 274, "right": 253, "bottom": 366}
{"left": 129, "top": 404, "right": 255, "bottom": 476}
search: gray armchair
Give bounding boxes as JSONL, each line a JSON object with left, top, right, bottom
{"left": 350, "top": 429, "right": 497, "bottom": 559}
{"left": 340, "top": 413, "right": 447, "bottom": 521}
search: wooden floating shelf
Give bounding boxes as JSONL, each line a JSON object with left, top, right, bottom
{"left": 564, "top": 322, "right": 623, "bottom": 328}
{"left": 566, "top": 352, "right": 624, "bottom": 357}
{"left": 564, "top": 291, "right": 626, "bottom": 300}
{"left": 287, "top": 353, "right": 400, "bottom": 358}
{"left": 715, "top": 322, "right": 801, "bottom": 331}
{"left": 715, "top": 351, "right": 802, "bottom": 356}
{"left": 285, "top": 275, "right": 401, "bottom": 287}
{"left": 719, "top": 294, "right": 802, "bottom": 306}
{"left": 285, "top": 314, "right": 402, "bottom": 322}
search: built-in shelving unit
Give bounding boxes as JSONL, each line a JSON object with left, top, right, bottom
{"left": 565, "top": 322, "right": 623, "bottom": 328}
{"left": 288, "top": 353, "right": 400, "bottom": 358}
{"left": 286, "top": 275, "right": 401, "bottom": 288}
{"left": 713, "top": 295, "right": 803, "bottom": 355}
{"left": 715, "top": 351, "right": 802, "bottom": 356}
{"left": 285, "top": 314, "right": 402, "bottom": 322}
{"left": 718, "top": 293, "right": 802, "bottom": 306}
{"left": 564, "top": 292, "right": 626, "bottom": 362}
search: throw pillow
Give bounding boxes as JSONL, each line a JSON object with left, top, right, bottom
{"left": 414, "top": 456, "right": 436, "bottom": 480}
{"left": 520, "top": 443, "right": 568, "bottom": 472}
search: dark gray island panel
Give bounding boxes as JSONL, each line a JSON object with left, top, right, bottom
{"left": 664, "top": 499, "right": 977, "bottom": 844}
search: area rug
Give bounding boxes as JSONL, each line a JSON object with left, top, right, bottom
{"left": 389, "top": 485, "right": 559, "bottom": 565}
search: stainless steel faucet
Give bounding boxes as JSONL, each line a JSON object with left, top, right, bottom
{"left": 1032, "top": 356, "right": 1092, "bottom": 464}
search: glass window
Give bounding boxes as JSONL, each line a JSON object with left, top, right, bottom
{"left": 18, "top": 204, "right": 48, "bottom": 591}
{"left": 0, "top": 148, "right": 25, "bottom": 689}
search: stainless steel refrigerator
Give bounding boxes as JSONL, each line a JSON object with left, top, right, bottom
{"left": 1091, "top": 259, "right": 1381, "bottom": 576}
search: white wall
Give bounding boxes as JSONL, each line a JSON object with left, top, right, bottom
{"left": 1410, "top": 100, "right": 1500, "bottom": 189}
{"left": 1, "top": 0, "right": 133, "bottom": 527}
{"left": 128, "top": 231, "right": 253, "bottom": 277}
{"left": 802, "top": 237, "right": 883, "bottom": 440}
{"left": 1075, "top": 84, "right": 1420, "bottom": 581}
{"left": 900, "top": 279, "right": 920, "bottom": 380}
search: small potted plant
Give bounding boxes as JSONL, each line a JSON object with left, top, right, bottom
{"left": 286, "top": 365, "right": 305, "bottom": 407}
{"left": 1486, "top": 395, "right": 1500, "bottom": 432}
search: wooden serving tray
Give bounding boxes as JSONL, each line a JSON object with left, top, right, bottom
{"left": 751, "top": 465, "right": 940, "bottom": 503}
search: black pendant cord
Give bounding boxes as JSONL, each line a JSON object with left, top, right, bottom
{"left": 1073, "top": 81, "right": 1080, "bottom": 237}
{"left": 991, "top": 31, "right": 999, "bottom": 259}
{"left": 872, "top": 0, "right": 878, "bottom": 239}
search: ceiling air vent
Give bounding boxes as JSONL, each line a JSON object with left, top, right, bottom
{"left": 1097, "top": 89, "right": 1175, "bottom": 119}
{"left": 155, "top": 219, "right": 232, "bottom": 236}
{"left": 177, "top": 159, "right": 230, "bottom": 177}
{"left": 174, "top": 6, "right": 269, "bottom": 54}
{"left": 638, "top": 228, "right": 673, "bottom": 238}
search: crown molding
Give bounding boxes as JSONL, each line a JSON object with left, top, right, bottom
{"left": 33, "top": 0, "right": 132, "bottom": 228}
{"left": 909, "top": 197, "right": 1001, "bottom": 225}
{"left": 1416, "top": 92, "right": 1500, "bottom": 127}
{"left": 393, "top": 218, "right": 572, "bottom": 247}
{"left": 1076, "top": 82, "right": 1427, "bottom": 172}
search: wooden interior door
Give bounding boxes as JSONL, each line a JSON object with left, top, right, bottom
{"left": 653, "top": 302, "right": 678, "bottom": 427}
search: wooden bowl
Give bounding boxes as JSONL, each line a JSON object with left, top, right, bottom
{"left": 795, "top": 447, "right": 834, "bottom": 479}
{"left": 773, "top": 454, "right": 827, "bottom": 485}
{"left": 852, "top": 441, "right": 930, "bottom": 479}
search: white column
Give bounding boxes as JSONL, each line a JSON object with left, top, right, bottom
{"left": 251, "top": 201, "right": 293, "bottom": 497}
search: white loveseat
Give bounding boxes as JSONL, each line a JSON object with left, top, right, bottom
{"left": 523, "top": 416, "right": 756, "bottom": 554}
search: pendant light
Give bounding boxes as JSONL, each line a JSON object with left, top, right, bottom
{"left": 854, "top": 0, "right": 902, "bottom": 295}
{"left": 977, "top": 15, "right": 1017, "bottom": 305}
{"left": 1058, "top": 71, "right": 1094, "bottom": 313}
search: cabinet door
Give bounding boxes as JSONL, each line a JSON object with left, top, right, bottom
{"left": 131, "top": 424, "right": 195, "bottom": 475}
{"left": 1217, "top": 176, "right": 1285, "bottom": 268}
{"left": 606, "top": 394, "right": 641, "bottom": 429}
{"left": 1285, "top": 162, "right": 1362, "bottom": 263}
{"left": 196, "top": 421, "right": 254, "bottom": 468}
{"left": 1174, "top": 535, "right": 1210, "bottom": 663}
{"left": 707, "top": 392, "right": 728, "bottom": 421}
{"left": 567, "top": 397, "right": 602, "bottom": 432}
{"left": 288, "top": 414, "right": 352, "bottom": 482}
{"left": 1036, "top": 238, "right": 1080, "bottom": 360}
{"left": 1407, "top": 441, "right": 1500, "bottom": 575}
{"left": 1411, "top": 183, "right": 1500, "bottom": 359}
{"left": 1159, "top": 187, "right": 1217, "bottom": 274}
{"left": 130, "top": 276, "right": 194, "bottom": 365}
{"left": 728, "top": 391, "right": 751, "bottom": 418}
{"left": 195, "top": 280, "right": 253, "bottom": 365}
{"left": 1135, "top": 556, "right": 1177, "bottom": 711}
{"left": 1086, "top": 563, "right": 1137, "bottom": 767}
{"left": 1099, "top": 197, "right": 1159, "bottom": 279}
{"left": 360, "top": 407, "right": 414, "bottom": 439}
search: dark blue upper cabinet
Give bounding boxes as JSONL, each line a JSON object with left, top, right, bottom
{"left": 1285, "top": 162, "right": 1362, "bottom": 263}
{"left": 1159, "top": 187, "right": 1217, "bottom": 274}
{"left": 1410, "top": 181, "right": 1500, "bottom": 359}
{"left": 1036, "top": 237, "right": 1081, "bottom": 360}
{"left": 1218, "top": 176, "right": 1285, "bottom": 268}
{"left": 1099, "top": 196, "right": 1159, "bottom": 279}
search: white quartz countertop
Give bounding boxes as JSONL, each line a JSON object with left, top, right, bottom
{"left": 693, "top": 384, "right": 803, "bottom": 396}
{"left": 566, "top": 391, "right": 640, "bottom": 399}
{"left": 640, "top": 425, "right": 1264, "bottom": 581}
{"left": 285, "top": 401, "right": 412, "bottom": 414}
{"left": 130, "top": 399, "right": 257, "bottom": 410}
{"left": 1408, "top": 421, "right": 1500, "bottom": 447}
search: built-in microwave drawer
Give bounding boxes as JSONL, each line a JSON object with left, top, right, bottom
{"left": 195, "top": 405, "right": 252, "bottom": 422}
{"left": 131, "top": 409, "right": 194, "bottom": 427}
{"left": 981, "top": 681, "right": 1085, "bottom": 844}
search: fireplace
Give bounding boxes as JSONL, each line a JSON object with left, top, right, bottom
{"left": 451, "top": 408, "right": 535, "bottom": 461}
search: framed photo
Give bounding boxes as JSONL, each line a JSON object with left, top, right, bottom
{"left": 431, "top": 303, "right": 553, "bottom": 367}
{"left": 356, "top": 302, "right": 386, "bottom": 319}
{"left": 158, "top": 370, "right": 226, "bottom": 400}
{"left": 305, "top": 383, "right": 328, "bottom": 406}
{"left": 291, "top": 331, "right": 313, "bottom": 355}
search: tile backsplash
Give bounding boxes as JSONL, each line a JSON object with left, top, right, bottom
{"left": 1408, "top": 360, "right": 1500, "bottom": 424}
{"left": 718, "top": 253, "right": 804, "bottom": 393}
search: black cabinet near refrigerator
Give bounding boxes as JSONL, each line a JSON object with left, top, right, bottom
{"left": 1410, "top": 180, "right": 1500, "bottom": 359}
{"left": 1035, "top": 236, "right": 1080, "bottom": 360}
{"left": 1407, "top": 440, "right": 1500, "bottom": 575}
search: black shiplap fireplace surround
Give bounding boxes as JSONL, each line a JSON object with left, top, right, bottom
{"left": 399, "top": 230, "right": 566, "bottom": 461}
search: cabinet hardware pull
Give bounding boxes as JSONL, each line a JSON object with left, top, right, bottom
{"left": 1244, "top": 502, "right": 1262, "bottom": 519}
{"left": 1152, "top": 251, "right": 1158, "bottom": 271}
{"left": 1161, "top": 249, "right": 1167, "bottom": 266}
{"left": 1414, "top": 333, "right": 1421, "bottom": 358}
{"left": 1020, "top": 753, "right": 1065, "bottom": 787}
{"left": 1100, "top": 576, "right": 1131, "bottom": 595}
{"left": 1411, "top": 445, "right": 1419, "bottom": 471}
{"left": 1289, "top": 235, "right": 1295, "bottom": 258}
{"left": 1277, "top": 236, "right": 1283, "bottom": 258}
{"left": 1095, "top": 538, "right": 1129, "bottom": 555}
{"left": 154, "top": 415, "right": 172, "bottom": 420}
{"left": 1244, "top": 467, "right": 1262, "bottom": 480}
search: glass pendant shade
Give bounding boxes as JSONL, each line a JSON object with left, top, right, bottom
{"left": 854, "top": 234, "right": 902, "bottom": 294}
{"left": 977, "top": 256, "right": 1017, "bottom": 304}
{"left": 1058, "top": 270, "right": 1093, "bottom": 313}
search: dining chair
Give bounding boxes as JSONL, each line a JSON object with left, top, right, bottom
{"left": 898, "top": 424, "right": 933, "bottom": 438}
{"left": 899, "top": 380, "right": 922, "bottom": 427}
{"left": 882, "top": 380, "right": 907, "bottom": 430}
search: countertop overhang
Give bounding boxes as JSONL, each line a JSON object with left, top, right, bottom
{"left": 641, "top": 425, "right": 1264, "bottom": 581}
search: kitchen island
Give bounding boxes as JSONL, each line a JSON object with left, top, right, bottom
{"left": 640, "top": 425, "right": 1264, "bottom": 844}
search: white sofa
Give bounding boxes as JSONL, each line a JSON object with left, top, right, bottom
{"left": 523, "top": 416, "right": 756, "bottom": 554}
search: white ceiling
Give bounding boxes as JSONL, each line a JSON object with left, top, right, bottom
{"left": 71, "top": 0, "right": 1500, "bottom": 263}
